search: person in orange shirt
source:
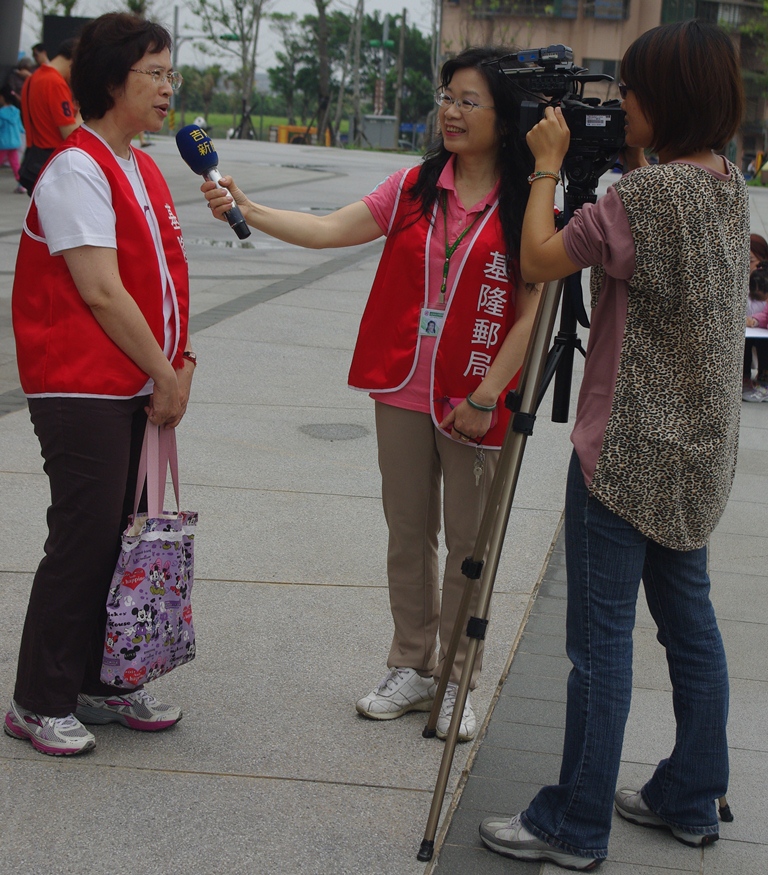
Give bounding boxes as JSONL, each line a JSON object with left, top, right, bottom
{"left": 19, "top": 38, "right": 80, "bottom": 193}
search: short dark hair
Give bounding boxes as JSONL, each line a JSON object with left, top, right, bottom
{"left": 53, "top": 38, "right": 77, "bottom": 61}
{"left": 32, "top": 43, "right": 46, "bottom": 53}
{"left": 71, "top": 12, "right": 172, "bottom": 121}
{"left": 750, "top": 233, "right": 768, "bottom": 263}
{"left": 620, "top": 19, "right": 744, "bottom": 159}
{"left": 749, "top": 263, "right": 768, "bottom": 298}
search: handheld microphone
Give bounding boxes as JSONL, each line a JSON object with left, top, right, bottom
{"left": 175, "top": 124, "right": 251, "bottom": 239}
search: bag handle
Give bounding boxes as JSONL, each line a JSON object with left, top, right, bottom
{"left": 134, "top": 423, "right": 181, "bottom": 518}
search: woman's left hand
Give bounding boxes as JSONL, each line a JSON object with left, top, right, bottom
{"left": 440, "top": 399, "right": 493, "bottom": 443}
{"left": 526, "top": 105, "right": 571, "bottom": 167}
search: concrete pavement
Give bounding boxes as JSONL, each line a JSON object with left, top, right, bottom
{"left": 0, "top": 138, "right": 765, "bottom": 874}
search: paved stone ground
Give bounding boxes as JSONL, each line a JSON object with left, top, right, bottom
{"left": 0, "top": 139, "right": 764, "bottom": 874}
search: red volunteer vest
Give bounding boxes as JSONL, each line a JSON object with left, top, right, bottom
{"left": 13, "top": 127, "right": 189, "bottom": 397}
{"left": 348, "top": 167, "right": 519, "bottom": 448}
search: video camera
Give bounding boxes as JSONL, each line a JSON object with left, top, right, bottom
{"left": 488, "top": 45, "right": 626, "bottom": 204}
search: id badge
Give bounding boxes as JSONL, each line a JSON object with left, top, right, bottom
{"left": 419, "top": 308, "right": 445, "bottom": 337}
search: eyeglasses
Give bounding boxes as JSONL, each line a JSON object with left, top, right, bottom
{"left": 618, "top": 84, "right": 632, "bottom": 100}
{"left": 435, "top": 91, "right": 494, "bottom": 113}
{"left": 129, "top": 68, "right": 184, "bottom": 92}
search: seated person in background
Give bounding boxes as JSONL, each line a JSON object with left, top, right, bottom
{"left": 746, "top": 263, "right": 768, "bottom": 328}
{"left": 743, "top": 259, "right": 768, "bottom": 401}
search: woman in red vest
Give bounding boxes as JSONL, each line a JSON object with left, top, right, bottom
{"left": 7, "top": 13, "right": 193, "bottom": 756}
{"left": 202, "top": 47, "right": 540, "bottom": 741}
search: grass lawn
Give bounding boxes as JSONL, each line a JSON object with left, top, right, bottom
{"left": 167, "top": 111, "right": 350, "bottom": 142}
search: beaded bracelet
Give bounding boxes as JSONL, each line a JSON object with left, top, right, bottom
{"left": 466, "top": 392, "right": 497, "bottom": 412}
{"left": 527, "top": 170, "right": 560, "bottom": 185}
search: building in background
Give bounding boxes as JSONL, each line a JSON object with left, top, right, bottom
{"left": 439, "top": 0, "right": 768, "bottom": 169}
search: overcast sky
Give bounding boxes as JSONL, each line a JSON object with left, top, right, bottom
{"left": 19, "top": 0, "right": 436, "bottom": 72}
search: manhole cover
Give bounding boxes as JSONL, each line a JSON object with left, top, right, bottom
{"left": 300, "top": 423, "right": 369, "bottom": 441}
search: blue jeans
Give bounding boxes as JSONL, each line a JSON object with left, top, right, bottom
{"left": 522, "top": 451, "right": 729, "bottom": 859}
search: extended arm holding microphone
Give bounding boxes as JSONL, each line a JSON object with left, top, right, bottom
{"left": 201, "top": 177, "right": 382, "bottom": 249}
{"left": 175, "top": 124, "right": 251, "bottom": 239}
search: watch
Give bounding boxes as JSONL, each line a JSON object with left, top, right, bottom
{"left": 183, "top": 350, "right": 197, "bottom": 366}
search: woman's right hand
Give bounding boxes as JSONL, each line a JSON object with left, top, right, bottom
{"left": 201, "top": 176, "right": 248, "bottom": 223}
{"left": 145, "top": 369, "right": 183, "bottom": 428}
{"left": 526, "top": 105, "right": 571, "bottom": 169}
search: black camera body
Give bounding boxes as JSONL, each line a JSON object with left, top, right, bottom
{"left": 492, "top": 45, "right": 625, "bottom": 202}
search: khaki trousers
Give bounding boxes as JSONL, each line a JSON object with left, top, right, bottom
{"left": 375, "top": 401, "right": 499, "bottom": 689}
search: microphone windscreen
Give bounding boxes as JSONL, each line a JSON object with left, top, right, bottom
{"left": 175, "top": 124, "right": 218, "bottom": 175}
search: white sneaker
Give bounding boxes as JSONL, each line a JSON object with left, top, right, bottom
{"left": 480, "top": 813, "right": 600, "bottom": 870}
{"left": 436, "top": 682, "right": 477, "bottom": 742}
{"left": 614, "top": 788, "right": 719, "bottom": 848}
{"left": 742, "top": 381, "right": 768, "bottom": 402}
{"left": 4, "top": 699, "right": 96, "bottom": 756}
{"left": 356, "top": 667, "right": 436, "bottom": 720}
{"left": 76, "top": 690, "right": 182, "bottom": 732}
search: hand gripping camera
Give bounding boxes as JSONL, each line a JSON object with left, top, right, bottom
{"left": 490, "top": 45, "right": 626, "bottom": 205}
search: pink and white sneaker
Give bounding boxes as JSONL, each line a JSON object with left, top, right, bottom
{"left": 4, "top": 699, "right": 96, "bottom": 756}
{"left": 76, "top": 690, "right": 182, "bottom": 731}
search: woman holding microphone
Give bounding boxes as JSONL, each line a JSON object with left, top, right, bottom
{"left": 202, "top": 47, "right": 541, "bottom": 742}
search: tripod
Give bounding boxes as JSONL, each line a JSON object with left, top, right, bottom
{"left": 416, "top": 273, "right": 574, "bottom": 862}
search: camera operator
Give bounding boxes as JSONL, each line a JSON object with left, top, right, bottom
{"left": 479, "top": 20, "right": 748, "bottom": 870}
{"left": 202, "top": 47, "right": 540, "bottom": 742}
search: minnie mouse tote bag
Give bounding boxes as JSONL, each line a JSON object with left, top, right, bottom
{"left": 101, "top": 424, "right": 197, "bottom": 688}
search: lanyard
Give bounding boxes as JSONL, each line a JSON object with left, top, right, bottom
{"left": 439, "top": 190, "right": 487, "bottom": 305}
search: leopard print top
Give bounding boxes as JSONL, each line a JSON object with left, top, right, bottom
{"left": 589, "top": 160, "right": 749, "bottom": 551}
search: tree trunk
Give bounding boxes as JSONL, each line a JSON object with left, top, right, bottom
{"left": 315, "top": 0, "right": 333, "bottom": 146}
{"left": 393, "top": 9, "right": 407, "bottom": 145}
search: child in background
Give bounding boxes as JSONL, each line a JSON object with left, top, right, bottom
{"left": 0, "top": 84, "right": 25, "bottom": 193}
{"left": 746, "top": 262, "right": 768, "bottom": 328}
{"left": 743, "top": 262, "right": 768, "bottom": 400}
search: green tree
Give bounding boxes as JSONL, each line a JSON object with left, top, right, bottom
{"left": 188, "top": 0, "right": 274, "bottom": 109}
{"left": 124, "top": 0, "right": 153, "bottom": 16}
{"left": 178, "top": 63, "right": 224, "bottom": 119}
{"left": 267, "top": 7, "right": 434, "bottom": 144}
{"left": 268, "top": 13, "right": 308, "bottom": 125}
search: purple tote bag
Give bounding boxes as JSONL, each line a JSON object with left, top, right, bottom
{"left": 101, "top": 424, "right": 197, "bottom": 688}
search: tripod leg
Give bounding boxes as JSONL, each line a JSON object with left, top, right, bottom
{"left": 418, "top": 278, "right": 564, "bottom": 862}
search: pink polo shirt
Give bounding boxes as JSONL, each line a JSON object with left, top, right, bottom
{"left": 362, "top": 156, "right": 500, "bottom": 413}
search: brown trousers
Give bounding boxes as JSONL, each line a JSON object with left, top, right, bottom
{"left": 375, "top": 402, "right": 498, "bottom": 689}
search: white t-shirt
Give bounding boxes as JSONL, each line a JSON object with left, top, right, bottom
{"left": 33, "top": 125, "right": 175, "bottom": 392}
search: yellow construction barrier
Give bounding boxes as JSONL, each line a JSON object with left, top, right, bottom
{"left": 268, "top": 124, "right": 330, "bottom": 146}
